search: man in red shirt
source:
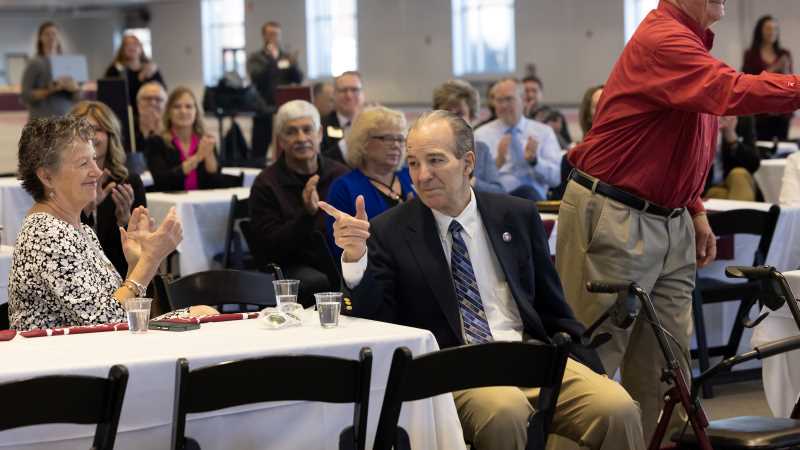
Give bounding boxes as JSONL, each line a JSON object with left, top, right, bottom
{"left": 557, "top": 0, "right": 800, "bottom": 441}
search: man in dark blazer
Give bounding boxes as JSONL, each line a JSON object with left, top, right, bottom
{"left": 320, "top": 71, "right": 364, "bottom": 165}
{"left": 320, "top": 111, "right": 645, "bottom": 450}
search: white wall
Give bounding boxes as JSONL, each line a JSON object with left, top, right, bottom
{"left": 148, "top": 0, "right": 205, "bottom": 97}
{"left": 3, "top": 0, "right": 800, "bottom": 105}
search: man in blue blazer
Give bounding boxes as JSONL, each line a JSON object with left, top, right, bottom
{"left": 320, "top": 111, "right": 644, "bottom": 450}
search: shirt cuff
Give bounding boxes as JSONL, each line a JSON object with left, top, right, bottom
{"left": 341, "top": 249, "right": 368, "bottom": 289}
{"left": 688, "top": 196, "right": 705, "bottom": 216}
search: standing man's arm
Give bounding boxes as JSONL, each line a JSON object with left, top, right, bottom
{"left": 646, "top": 31, "right": 800, "bottom": 117}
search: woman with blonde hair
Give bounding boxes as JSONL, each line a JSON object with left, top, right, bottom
{"left": 144, "top": 86, "right": 221, "bottom": 192}
{"left": 325, "top": 106, "right": 415, "bottom": 259}
{"left": 105, "top": 33, "right": 165, "bottom": 115}
{"left": 70, "top": 100, "right": 147, "bottom": 276}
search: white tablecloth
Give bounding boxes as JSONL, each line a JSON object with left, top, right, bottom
{"left": 147, "top": 187, "right": 251, "bottom": 275}
{"left": 0, "top": 177, "right": 33, "bottom": 245}
{"left": 751, "top": 270, "right": 800, "bottom": 418}
{"left": 141, "top": 167, "right": 262, "bottom": 189}
{"left": 754, "top": 159, "right": 787, "bottom": 205}
{"left": 0, "top": 314, "right": 465, "bottom": 450}
{"left": 0, "top": 245, "right": 14, "bottom": 305}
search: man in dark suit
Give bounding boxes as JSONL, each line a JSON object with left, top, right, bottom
{"left": 320, "top": 71, "right": 364, "bottom": 164}
{"left": 320, "top": 111, "right": 645, "bottom": 450}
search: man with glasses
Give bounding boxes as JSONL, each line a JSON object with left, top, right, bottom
{"left": 474, "top": 78, "right": 562, "bottom": 201}
{"left": 321, "top": 71, "right": 365, "bottom": 165}
{"left": 135, "top": 81, "right": 167, "bottom": 140}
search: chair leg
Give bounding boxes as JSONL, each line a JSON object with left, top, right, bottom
{"left": 691, "top": 289, "right": 714, "bottom": 399}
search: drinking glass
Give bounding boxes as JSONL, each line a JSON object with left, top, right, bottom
{"left": 125, "top": 298, "right": 152, "bottom": 334}
{"left": 273, "top": 279, "right": 300, "bottom": 306}
{"left": 314, "top": 292, "right": 342, "bottom": 328}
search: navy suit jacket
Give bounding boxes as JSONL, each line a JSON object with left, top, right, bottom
{"left": 347, "top": 191, "right": 604, "bottom": 372}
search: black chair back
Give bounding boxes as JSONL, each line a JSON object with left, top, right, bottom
{"left": 708, "top": 206, "right": 780, "bottom": 266}
{"left": 221, "top": 195, "right": 251, "bottom": 269}
{"left": 374, "top": 336, "right": 571, "bottom": 450}
{"left": 0, "top": 365, "right": 129, "bottom": 450}
{"left": 159, "top": 269, "right": 278, "bottom": 311}
{"left": 692, "top": 205, "right": 781, "bottom": 398}
{"left": 217, "top": 172, "right": 245, "bottom": 188}
{"left": 172, "top": 348, "right": 373, "bottom": 450}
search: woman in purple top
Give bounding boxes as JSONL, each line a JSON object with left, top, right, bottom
{"left": 144, "top": 87, "right": 221, "bottom": 192}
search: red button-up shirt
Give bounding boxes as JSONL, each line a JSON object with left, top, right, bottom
{"left": 569, "top": 0, "right": 800, "bottom": 214}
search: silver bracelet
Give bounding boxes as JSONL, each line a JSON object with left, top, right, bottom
{"left": 123, "top": 278, "right": 147, "bottom": 297}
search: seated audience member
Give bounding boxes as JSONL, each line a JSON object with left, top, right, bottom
{"left": 21, "top": 22, "right": 79, "bottom": 119}
{"left": 325, "top": 106, "right": 415, "bottom": 259}
{"left": 312, "top": 81, "right": 335, "bottom": 118}
{"left": 144, "top": 86, "right": 222, "bottom": 192}
{"left": 705, "top": 115, "right": 760, "bottom": 201}
{"left": 105, "top": 33, "right": 165, "bottom": 117}
{"left": 249, "top": 100, "right": 349, "bottom": 307}
{"left": 321, "top": 71, "right": 366, "bottom": 164}
{"left": 320, "top": 111, "right": 645, "bottom": 450}
{"left": 472, "top": 81, "right": 497, "bottom": 130}
{"left": 552, "top": 84, "right": 605, "bottom": 200}
{"left": 524, "top": 75, "right": 572, "bottom": 147}
{"left": 475, "top": 78, "right": 562, "bottom": 201}
{"left": 535, "top": 108, "right": 570, "bottom": 149}
{"left": 432, "top": 79, "right": 503, "bottom": 193}
{"left": 70, "top": 101, "right": 147, "bottom": 276}
{"left": 9, "top": 116, "right": 215, "bottom": 331}
{"left": 135, "top": 81, "right": 167, "bottom": 142}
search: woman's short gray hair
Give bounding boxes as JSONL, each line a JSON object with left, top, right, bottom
{"left": 345, "top": 106, "right": 407, "bottom": 169}
{"left": 409, "top": 110, "right": 474, "bottom": 159}
{"left": 18, "top": 116, "right": 93, "bottom": 201}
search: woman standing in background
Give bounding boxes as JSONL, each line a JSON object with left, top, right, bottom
{"left": 105, "top": 33, "right": 165, "bottom": 117}
{"left": 20, "top": 22, "right": 80, "bottom": 119}
{"left": 742, "top": 15, "right": 795, "bottom": 141}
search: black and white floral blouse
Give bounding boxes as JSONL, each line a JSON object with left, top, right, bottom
{"left": 8, "top": 213, "right": 181, "bottom": 331}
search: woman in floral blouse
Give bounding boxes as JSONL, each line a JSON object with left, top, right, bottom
{"left": 8, "top": 116, "right": 213, "bottom": 330}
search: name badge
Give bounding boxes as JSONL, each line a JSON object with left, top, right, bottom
{"left": 327, "top": 126, "right": 344, "bottom": 139}
{"left": 277, "top": 58, "right": 290, "bottom": 69}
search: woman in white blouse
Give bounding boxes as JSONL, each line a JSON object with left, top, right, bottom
{"left": 9, "top": 116, "right": 213, "bottom": 330}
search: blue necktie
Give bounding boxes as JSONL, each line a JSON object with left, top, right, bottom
{"left": 506, "top": 127, "right": 524, "bottom": 164}
{"left": 449, "top": 220, "right": 493, "bottom": 344}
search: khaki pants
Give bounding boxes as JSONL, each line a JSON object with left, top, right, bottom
{"left": 453, "top": 358, "right": 645, "bottom": 450}
{"left": 555, "top": 180, "right": 696, "bottom": 443}
{"left": 705, "top": 167, "right": 756, "bottom": 201}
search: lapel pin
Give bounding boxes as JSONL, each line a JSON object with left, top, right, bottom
{"left": 502, "top": 232, "right": 512, "bottom": 242}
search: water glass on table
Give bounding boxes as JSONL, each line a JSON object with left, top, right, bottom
{"left": 273, "top": 279, "right": 302, "bottom": 315}
{"left": 314, "top": 292, "right": 343, "bottom": 328}
{"left": 125, "top": 298, "right": 152, "bottom": 333}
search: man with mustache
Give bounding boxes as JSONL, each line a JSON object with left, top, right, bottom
{"left": 557, "top": 0, "right": 800, "bottom": 441}
{"left": 249, "top": 100, "right": 348, "bottom": 306}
